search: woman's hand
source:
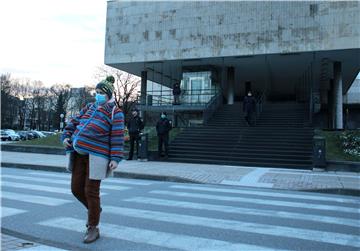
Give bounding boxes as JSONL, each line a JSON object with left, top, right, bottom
{"left": 108, "top": 160, "right": 118, "bottom": 170}
{"left": 63, "top": 138, "right": 72, "bottom": 148}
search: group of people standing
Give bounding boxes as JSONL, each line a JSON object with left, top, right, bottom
{"left": 126, "top": 109, "right": 172, "bottom": 161}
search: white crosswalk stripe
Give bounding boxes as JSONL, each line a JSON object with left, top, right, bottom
{"left": 1, "top": 191, "right": 71, "bottom": 206}
{"left": 125, "top": 197, "right": 360, "bottom": 228}
{"left": 1, "top": 207, "right": 27, "bottom": 218}
{"left": 39, "top": 217, "right": 288, "bottom": 251}
{"left": 151, "top": 190, "right": 360, "bottom": 213}
{"left": 170, "top": 184, "right": 360, "bottom": 204}
{"left": 2, "top": 174, "right": 130, "bottom": 191}
{"left": 29, "top": 171, "right": 154, "bottom": 185}
{"left": 103, "top": 205, "right": 360, "bottom": 248}
{"left": 2, "top": 169, "right": 359, "bottom": 250}
{"left": 2, "top": 181, "right": 72, "bottom": 195}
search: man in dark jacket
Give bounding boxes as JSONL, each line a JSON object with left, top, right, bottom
{"left": 172, "top": 83, "right": 181, "bottom": 105}
{"left": 156, "top": 112, "right": 172, "bottom": 158}
{"left": 126, "top": 109, "right": 144, "bottom": 160}
{"left": 243, "top": 91, "right": 256, "bottom": 126}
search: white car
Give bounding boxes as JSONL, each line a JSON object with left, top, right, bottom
{"left": 4, "top": 129, "right": 20, "bottom": 141}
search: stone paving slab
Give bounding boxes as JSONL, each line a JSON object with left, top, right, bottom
{"left": 1, "top": 233, "right": 67, "bottom": 251}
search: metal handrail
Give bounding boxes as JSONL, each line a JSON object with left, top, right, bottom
{"left": 139, "top": 88, "right": 220, "bottom": 106}
{"left": 203, "top": 92, "right": 223, "bottom": 125}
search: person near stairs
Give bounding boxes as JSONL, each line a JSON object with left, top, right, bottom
{"left": 243, "top": 91, "right": 256, "bottom": 126}
{"left": 156, "top": 112, "right": 172, "bottom": 159}
{"left": 61, "top": 76, "right": 124, "bottom": 244}
{"left": 172, "top": 82, "right": 181, "bottom": 105}
{"left": 126, "top": 108, "right": 144, "bottom": 160}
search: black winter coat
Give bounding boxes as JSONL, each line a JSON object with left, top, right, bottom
{"left": 243, "top": 96, "right": 256, "bottom": 113}
{"left": 127, "top": 116, "right": 144, "bottom": 135}
{"left": 156, "top": 118, "right": 172, "bottom": 135}
{"left": 173, "top": 84, "right": 181, "bottom": 95}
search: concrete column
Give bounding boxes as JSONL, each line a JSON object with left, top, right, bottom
{"left": 227, "top": 67, "right": 235, "bottom": 105}
{"left": 220, "top": 66, "right": 227, "bottom": 100}
{"left": 333, "top": 62, "right": 343, "bottom": 129}
{"left": 140, "top": 71, "right": 147, "bottom": 122}
{"left": 140, "top": 71, "right": 147, "bottom": 105}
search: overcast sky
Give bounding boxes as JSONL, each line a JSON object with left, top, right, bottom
{"left": 1, "top": 1, "right": 359, "bottom": 88}
{"left": 0, "top": 0, "right": 107, "bottom": 87}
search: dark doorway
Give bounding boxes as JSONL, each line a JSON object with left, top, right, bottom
{"left": 245, "top": 81, "right": 252, "bottom": 94}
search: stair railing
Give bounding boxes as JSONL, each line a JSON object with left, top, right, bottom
{"left": 203, "top": 91, "right": 223, "bottom": 125}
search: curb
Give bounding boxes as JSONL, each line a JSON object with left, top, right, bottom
{"left": 2, "top": 145, "right": 359, "bottom": 173}
{"left": 0, "top": 162, "right": 200, "bottom": 185}
{"left": 2, "top": 162, "right": 359, "bottom": 197}
{"left": 326, "top": 160, "right": 360, "bottom": 172}
{"left": 1, "top": 145, "right": 65, "bottom": 155}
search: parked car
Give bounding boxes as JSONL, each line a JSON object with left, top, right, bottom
{"left": 40, "top": 131, "right": 56, "bottom": 136}
{"left": 1, "top": 130, "right": 12, "bottom": 141}
{"left": 4, "top": 129, "right": 20, "bottom": 141}
{"left": 17, "top": 131, "right": 35, "bottom": 140}
{"left": 31, "top": 130, "right": 46, "bottom": 138}
{"left": 25, "top": 131, "right": 36, "bottom": 140}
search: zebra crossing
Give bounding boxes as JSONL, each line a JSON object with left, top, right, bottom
{"left": 1, "top": 167, "right": 360, "bottom": 251}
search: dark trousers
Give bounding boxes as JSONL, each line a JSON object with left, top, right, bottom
{"left": 244, "top": 111, "right": 253, "bottom": 126}
{"left": 158, "top": 134, "right": 169, "bottom": 156}
{"left": 128, "top": 133, "right": 139, "bottom": 159}
{"left": 71, "top": 153, "right": 101, "bottom": 227}
{"left": 173, "top": 95, "right": 180, "bottom": 104}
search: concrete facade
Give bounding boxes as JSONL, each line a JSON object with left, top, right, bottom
{"left": 106, "top": 1, "right": 359, "bottom": 64}
{"left": 105, "top": 1, "right": 360, "bottom": 128}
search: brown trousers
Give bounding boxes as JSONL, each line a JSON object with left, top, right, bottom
{"left": 71, "top": 152, "right": 101, "bottom": 227}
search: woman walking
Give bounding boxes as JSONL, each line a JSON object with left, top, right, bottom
{"left": 61, "top": 76, "right": 124, "bottom": 243}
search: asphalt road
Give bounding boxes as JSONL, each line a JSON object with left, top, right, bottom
{"left": 1, "top": 167, "right": 360, "bottom": 251}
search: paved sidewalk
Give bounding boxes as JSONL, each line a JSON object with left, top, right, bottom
{"left": 1, "top": 233, "right": 67, "bottom": 251}
{"left": 1, "top": 151, "right": 359, "bottom": 193}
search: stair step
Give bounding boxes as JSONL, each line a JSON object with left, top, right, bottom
{"left": 170, "top": 142, "right": 312, "bottom": 150}
{"left": 166, "top": 158, "right": 312, "bottom": 169}
{"left": 170, "top": 146, "right": 312, "bottom": 155}
{"left": 169, "top": 149, "right": 311, "bottom": 159}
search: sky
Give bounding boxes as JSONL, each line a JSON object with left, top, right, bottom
{"left": 0, "top": 1, "right": 359, "bottom": 88}
{"left": 0, "top": 0, "right": 107, "bottom": 87}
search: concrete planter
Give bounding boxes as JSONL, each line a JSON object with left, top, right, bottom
{"left": 1, "top": 144, "right": 65, "bottom": 155}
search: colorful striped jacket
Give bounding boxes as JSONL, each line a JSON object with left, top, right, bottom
{"left": 61, "top": 101, "right": 124, "bottom": 163}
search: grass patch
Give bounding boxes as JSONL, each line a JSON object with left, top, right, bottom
{"left": 13, "top": 134, "right": 63, "bottom": 148}
{"left": 316, "top": 130, "right": 360, "bottom": 162}
{"left": 14, "top": 127, "right": 184, "bottom": 152}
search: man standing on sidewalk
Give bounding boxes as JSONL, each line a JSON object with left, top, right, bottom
{"left": 156, "top": 112, "right": 172, "bottom": 159}
{"left": 62, "top": 76, "right": 124, "bottom": 244}
{"left": 126, "top": 108, "right": 144, "bottom": 160}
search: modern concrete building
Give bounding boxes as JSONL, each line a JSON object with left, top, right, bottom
{"left": 105, "top": 1, "right": 360, "bottom": 167}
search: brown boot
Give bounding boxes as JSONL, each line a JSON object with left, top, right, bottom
{"left": 83, "top": 226, "right": 100, "bottom": 244}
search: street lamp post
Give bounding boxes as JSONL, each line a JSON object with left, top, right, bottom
{"left": 60, "top": 114, "right": 64, "bottom": 131}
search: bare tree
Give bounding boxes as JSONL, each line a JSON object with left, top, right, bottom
{"left": 10, "top": 78, "right": 32, "bottom": 129}
{"left": 95, "top": 65, "right": 140, "bottom": 119}
{"left": 1, "top": 74, "right": 24, "bottom": 129}
{"left": 50, "top": 84, "right": 71, "bottom": 129}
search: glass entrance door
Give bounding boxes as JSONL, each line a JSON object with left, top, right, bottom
{"left": 189, "top": 77, "right": 203, "bottom": 104}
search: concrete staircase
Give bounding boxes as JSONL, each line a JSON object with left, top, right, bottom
{"left": 168, "top": 102, "right": 314, "bottom": 169}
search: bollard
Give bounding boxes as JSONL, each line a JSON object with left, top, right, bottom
{"left": 138, "top": 133, "right": 148, "bottom": 161}
{"left": 313, "top": 136, "right": 326, "bottom": 167}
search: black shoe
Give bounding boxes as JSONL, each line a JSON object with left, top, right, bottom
{"left": 127, "top": 158, "right": 133, "bottom": 161}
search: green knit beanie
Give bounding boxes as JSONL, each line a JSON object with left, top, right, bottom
{"left": 96, "top": 76, "right": 115, "bottom": 98}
